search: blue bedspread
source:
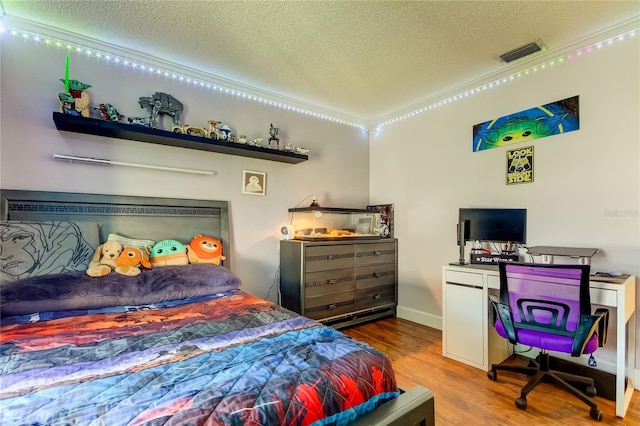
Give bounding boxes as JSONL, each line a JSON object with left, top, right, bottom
{"left": 0, "top": 291, "right": 399, "bottom": 425}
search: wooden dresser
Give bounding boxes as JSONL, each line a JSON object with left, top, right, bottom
{"left": 280, "top": 239, "right": 397, "bottom": 328}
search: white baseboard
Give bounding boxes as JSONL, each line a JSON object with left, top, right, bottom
{"left": 636, "top": 368, "right": 640, "bottom": 390}
{"left": 397, "top": 305, "right": 442, "bottom": 330}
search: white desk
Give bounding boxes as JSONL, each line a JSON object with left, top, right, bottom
{"left": 442, "top": 264, "right": 636, "bottom": 418}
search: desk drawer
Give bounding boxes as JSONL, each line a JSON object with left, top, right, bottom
{"left": 356, "top": 242, "right": 396, "bottom": 266}
{"left": 305, "top": 269, "right": 356, "bottom": 297}
{"left": 446, "top": 270, "right": 483, "bottom": 287}
{"left": 487, "top": 274, "right": 500, "bottom": 290}
{"left": 305, "top": 245, "right": 355, "bottom": 272}
{"left": 590, "top": 287, "right": 616, "bottom": 307}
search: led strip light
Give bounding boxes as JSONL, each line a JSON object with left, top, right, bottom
{"left": 0, "top": 20, "right": 637, "bottom": 133}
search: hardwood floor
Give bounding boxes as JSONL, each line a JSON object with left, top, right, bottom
{"left": 342, "top": 317, "right": 640, "bottom": 425}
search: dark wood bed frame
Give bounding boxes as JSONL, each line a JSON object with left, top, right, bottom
{"left": 0, "top": 189, "right": 435, "bottom": 426}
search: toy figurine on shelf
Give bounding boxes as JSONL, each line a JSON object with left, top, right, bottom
{"left": 283, "top": 143, "right": 310, "bottom": 154}
{"left": 92, "top": 103, "right": 124, "bottom": 121}
{"left": 207, "top": 120, "right": 221, "bottom": 139}
{"left": 58, "top": 79, "right": 92, "bottom": 117}
{"left": 268, "top": 123, "right": 280, "bottom": 149}
{"left": 248, "top": 138, "right": 263, "bottom": 147}
{"left": 138, "top": 92, "right": 183, "bottom": 130}
{"left": 127, "top": 116, "right": 150, "bottom": 127}
{"left": 218, "top": 123, "right": 231, "bottom": 140}
{"left": 57, "top": 55, "right": 92, "bottom": 117}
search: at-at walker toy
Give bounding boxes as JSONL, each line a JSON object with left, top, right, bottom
{"left": 138, "top": 92, "right": 184, "bottom": 130}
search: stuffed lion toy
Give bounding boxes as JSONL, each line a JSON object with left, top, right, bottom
{"left": 187, "top": 235, "right": 226, "bottom": 265}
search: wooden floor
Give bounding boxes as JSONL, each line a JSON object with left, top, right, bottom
{"left": 342, "top": 317, "right": 640, "bottom": 425}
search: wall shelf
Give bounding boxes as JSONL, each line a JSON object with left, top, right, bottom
{"left": 52, "top": 112, "right": 308, "bottom": 164}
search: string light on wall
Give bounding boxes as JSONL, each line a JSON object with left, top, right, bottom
{"left": 0, "top": 24, "right": 368, "bottom": 131}
{"left": 373, "top": 26, "right": 638, "bottom": 134}
{"left": 0, "top": 22, "right": 637, "bottom": 133}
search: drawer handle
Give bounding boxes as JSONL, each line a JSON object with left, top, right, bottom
{"left": 373, "top": 294, "right": 381, "bottom": 300}
{"left": 327, "top": 279, "right": 338, "bottom": 285}
{"left": 328, "top": 303, "right": 337, "bottom": 310}
{"left": 373, "top": 272, "right": 380, "bottom": 278}
{"left": 374, "top": 251, "right": 382, "bottom": 256}
{"left": 328, "top": 255, "right": 334, "bottom": 260}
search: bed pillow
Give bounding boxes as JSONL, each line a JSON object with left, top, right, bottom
{"left": 107, "top": 233, "right": 155, "bottom": 251}
{"left": 0, "top": 264, "right": 241, "bottom": 317}
{"left": 0, "top": 220, "right": 99, "bottom": 284}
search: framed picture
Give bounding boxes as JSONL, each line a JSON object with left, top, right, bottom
{"left": 242, "top": 170, "right": 266, "bottom": 195}
{"left": 506, "top": 146, "right": 534, "bottom": 185}
{"left": 367, "top": 204, "right": 394, "bottom": 238}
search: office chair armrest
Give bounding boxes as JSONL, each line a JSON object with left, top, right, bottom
{"left": 594, "top": 308, "right": 609, "bottom": 347}
{"left": 489, "top": 297, "right": 517, "bottom": 344}
{"left": 572, "top": 313, "right": 607, "bottom": 356}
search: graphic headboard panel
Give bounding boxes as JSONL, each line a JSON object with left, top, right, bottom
{"left": 1, "top": 190, "right": 231, "bottom": 268}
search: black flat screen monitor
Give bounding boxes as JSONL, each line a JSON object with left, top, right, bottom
{"left": 458, "top": 208, "right": 527, "bottom": 244}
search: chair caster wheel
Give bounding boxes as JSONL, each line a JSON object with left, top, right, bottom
{"left": 590, "top": 409, "right": 603, "bottom": 421}
{"left": 487, "top": 370, "right": 497, "bottom": 381}
{"left": 586, "top": 385, "right": 597, "bottom": 397}
{"left": 515, "top": 397, "right": 527, "bottom": 410}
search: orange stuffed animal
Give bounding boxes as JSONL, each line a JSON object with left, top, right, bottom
{"left": 115, "top": 247, "right": 152, "bottom": 276}
{"left": 187, "top": 235, "right": 226, "bottom": 265}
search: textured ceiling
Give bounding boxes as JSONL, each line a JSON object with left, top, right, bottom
{"left": 1, "top": 1, "right": 639, "bottom": 123}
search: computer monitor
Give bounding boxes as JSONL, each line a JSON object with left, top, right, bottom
{"left": 453, "top": 208, "right": 527, "bottom": 265}
{"left": 458, "top": 208, "right": 527, "bottom": 244}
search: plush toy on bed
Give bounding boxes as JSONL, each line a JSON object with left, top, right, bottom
{"left": 115, "top": 247, "right": 152, "bottom": 276}
{"left": 150, "top": 239, "right": 189, "bottom": 266}
{"left": 187, "top": 235, "right": 226, "bottom": 265}
{"left": 86, "top": 240, "right": 123, "bottom": 277}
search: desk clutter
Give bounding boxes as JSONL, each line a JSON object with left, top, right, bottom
{"left": 469, "top": 250, "right": 518, "bottom": 265}
{"left": 590, "top": 272, "right": 631, "bottom": 284}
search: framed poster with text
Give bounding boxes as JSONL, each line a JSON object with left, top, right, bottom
{"left": 506, "top": 146, "right": 534, "bottom": 185}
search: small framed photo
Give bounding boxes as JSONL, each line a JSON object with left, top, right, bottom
{"left": 242, "top": 170, "right": 266, "bottom": 196}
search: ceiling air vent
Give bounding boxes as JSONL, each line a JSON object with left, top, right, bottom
{"left": 499, "top": 40, "right": 545, "bottom": 63}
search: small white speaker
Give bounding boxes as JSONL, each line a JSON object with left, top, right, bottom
{"left": 280, "top": 225, "right": 294, "bottom": 240}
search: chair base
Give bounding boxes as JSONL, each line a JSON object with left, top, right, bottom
{"left": 488, "top": 352, "right": 603, "bottom": 421}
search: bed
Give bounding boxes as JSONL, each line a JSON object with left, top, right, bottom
{"left": 0, "top": 189, "right": 434, "bottom": 426}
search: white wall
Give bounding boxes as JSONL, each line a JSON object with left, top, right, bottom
{"left": 370, "top": 36, "right": 639, "bottom": 369}
{"left": 0, "top": 35, "right": 371, "bottom": 301}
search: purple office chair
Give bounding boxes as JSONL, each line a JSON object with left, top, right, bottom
{"left": 487, "top": 262, "right": 609, "bottom": 421}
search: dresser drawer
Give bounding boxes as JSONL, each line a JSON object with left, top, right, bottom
{"left": 356, "top": 264, "right": 396, "bottom": 289}
{"left": 305, "top": 269, "right": 356, "bottom": 297}
{"left": 355, "top": 284, "right": 396, "bottom": 311}
{"left": 356, "top": 242, "right": 396, "bottom": 266}
{"left": 305, "top": 245, "right": 355, "bottom": 272}
{"left": 305, "top": 291, "right": 355, "bottom": 320}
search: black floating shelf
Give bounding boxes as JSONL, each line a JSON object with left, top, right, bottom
{"left": 52, "top": 112, "right": 308, "bottom": 164}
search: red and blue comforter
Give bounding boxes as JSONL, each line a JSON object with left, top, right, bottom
{"left": 0, "top": 291, "right": 399, "bottom": 425}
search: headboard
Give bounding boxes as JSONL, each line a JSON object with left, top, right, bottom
{"left": 0, "top": 190, "right": 231, "bottom": 268}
